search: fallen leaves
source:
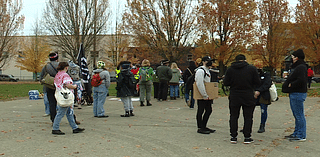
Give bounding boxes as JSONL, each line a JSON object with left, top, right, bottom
{"left": 0, "top": 153, "right": 4, "bottom": 156}
{"left": 192, "top": 146, "right": 199, "bottom": 149}
{"left": 16, "top": 140, "right": 25, "bottom": 142}
{"left": 48, "top": 140, "right": 54, "bottom": 143}
{"left": 136, "top": 145, "right": 141, "bottom": 148}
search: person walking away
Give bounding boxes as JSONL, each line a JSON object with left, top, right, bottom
{"left": 40, "top": 52, "right": 59, "bottom": 123}
{"left": 282, "top": 49, "right": 308, "bottom": 142}
{"left": 116, "top": 61, "right": 136, "bottom": 117}
{"left": 52, "top": 62, "right": 85, "bottom": 135}
{"left": 169, "top": 62, "right": 182, "bottom": 100}
{"left": 195, "top": 56, "right": 216, "bottom": 134}
{"left": 223, "top": 54, "right": 260, "bottom": 144}
{"left": 67, "top": 61, "right": 83, "bottom": 109}
{"left": 92, "top": 61, "right": 110, "bottom": 118}
{"left": 307, "top": 66, "right": 314, "bottom": 88}
{"left": 156, "top": 60, "right": 172, "bottom": 101}
{"left": 138, "top": 59, "right": 154, "bottom": 106}
{"left": 253, "top": 62, "right": 272, "bottom": 133}
{"left": 183, "top": 61, "right": 197, "bottom": 109}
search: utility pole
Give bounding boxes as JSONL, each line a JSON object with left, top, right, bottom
{"left": 93, "top": 0, "right": 97, "bottom": 68}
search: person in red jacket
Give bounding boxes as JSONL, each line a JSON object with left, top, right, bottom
{"left": 307, "top": 66, "right": 314, "bottom": 88}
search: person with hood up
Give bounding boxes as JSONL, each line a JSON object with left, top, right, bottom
{"left": 169, "top": 62, "right": 182, "bottom": 100}
{"left": 92, "top": 61, "right": 110, "bottom": 118}
{"left": 282, "top": 49, "right": 308, "bottom": 142}
{"left": 223, "top": 54, "right": 260, "bottom": 144}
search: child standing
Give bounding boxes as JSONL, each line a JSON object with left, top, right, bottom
{"left": 116, "top": 61, "right": 136, "bottom": 117}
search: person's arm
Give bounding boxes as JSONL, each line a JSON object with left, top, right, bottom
{"left": 104, "top": 71, "right": 111, "bottom": 88}
{"left": 66, "top": 83, "right": 77, "bottom": 89}
{"left": 39, "top": 65, "right": 47, "bottom": 81}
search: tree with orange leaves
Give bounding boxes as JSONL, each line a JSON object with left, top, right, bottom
{"left": 294, "top": 0, "right": 320, "bottom": 66}
{"left": 196, "top": 0, "right": 257, "bottom": 75}
{"left": 252, "top": 0, "right": 292, "bottom": 75}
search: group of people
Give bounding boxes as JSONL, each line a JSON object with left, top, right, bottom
{"left": 41, "top": 49, "right": 309, "bottom": 144}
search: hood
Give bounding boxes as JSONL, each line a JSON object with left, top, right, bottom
{"left": 93, "top": 69, "right": 103, "bottom": 73}
{"left": 231, "top": 61, "right": 249, "bottom": 69}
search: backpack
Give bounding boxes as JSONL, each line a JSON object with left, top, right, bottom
{"left": 91, "top": 73, "right": 102, "bottom": 87}
{"left": 186, "top": 67, "right": 206, "bottom": 90}
{"left": 67, "top": 64, "right": 80, "bottom": 81}
{"left": 139, "top": 67, "right": 151, "bottom": 82}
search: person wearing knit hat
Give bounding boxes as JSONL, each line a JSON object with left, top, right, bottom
{"left": 282, "top": 49, "right": 308, "bottom": 142}
{"left": 39, "top": 52, "right": 60, "bottom": 124}
{"left": 138, "top": 59, "right": 154, "bottom": 106}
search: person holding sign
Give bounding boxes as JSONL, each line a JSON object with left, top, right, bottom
{"left": 194, "top": 56, "right": 215, "bottom": 134}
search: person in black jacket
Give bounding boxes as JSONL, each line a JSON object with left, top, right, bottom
{"left": 223, "top": 54, "right": 260, "bottom": 144}
{"left": 182, "top": 61, "right": 197, "bottom": 108}
{"left": 282, "top": 49, "right": 308, "bottom": 142}
{"left": 253, "top": 62, "right": 272, "bottom": 133}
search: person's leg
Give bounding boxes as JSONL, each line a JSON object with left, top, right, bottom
{"left": 66, "top": 107, "right": 78, "bottom": 130}
{"left": 260, "top": 104, "right": 268, "bottom": 124}
{"left": 196, "top": 100, "right": 205, "bottom": 129}
{"left": 158, "top": 82, "right": 164, "bottom": 100}
{"left": 202, "top": 100, "right": 212, "bottom": 129}
{"left": 47, "top": 88, "right": 57, "bottom": 123}
{"left": 229, "top": 104, "right": 241, "bottom": 138}
{"left": 93, "top": 88, "right": 98, "bottom": 117}
{"left": 190, "top": 89, "right": 195, "bottom": 108}
{"left": 44, "top": 92, "right": 50, "bottom": 115}
{"left": 139, "top": 83, "right": 146, "bottom": 104}
{"left": 242, "top": 105, "right": 256, "bottom": 138}
{"left": 146, "top": 82, "right": 152, "bottom": 106}
{"left": 174, "top": 85, "right": 179, "bottom": 98}
{"left": 52, "top": 106, "right": 67, "bottom": 130}
{"left": 162, "top": 81, "right": 169, "bottom": 100}
{"left": 120, "top": 97, "right": 130, "bottom": 117}
{"left": 185, "top": 87, "right": 190, "bottom": 103}
{"left": 97, "top": 87, "right": 108, "bottom": 116}
{"left": 308, "top": 77, "right": 312, "bottom": 88}
{"left": 289, "top": 93, "right": 307, "bottom": 139}
{"left": 153, "top": 82, "right": 159, "bottom": 99}
{"left": 170, "top": 85, "right": 174, "bottom": 98}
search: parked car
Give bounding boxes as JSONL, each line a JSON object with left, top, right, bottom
{"left": 271, "top": 76, "right": 285, "bottom": 83}
{"left": 312, "top": 77, "right": 320, "bottom": 83}
{"left": 0, "top": 74, "right": 19, "bottom": 82}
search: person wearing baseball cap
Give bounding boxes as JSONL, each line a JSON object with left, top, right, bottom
{"left": 282, "top": 49, "right": 308, "bottom": 142}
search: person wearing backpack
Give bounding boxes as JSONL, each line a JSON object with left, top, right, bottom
{"left": 156, "top": 59, "right": 172, "bottom": 102}
{"left": 138, "top": 59, "right": 154, "bottom": 106}
{"left": 67, "top": 60, "right": 83, "bottom": 109}
{"left": 169, "top": 62, "right": 182, "bottom": 100}
{"left": 116, "top": 61, "right": 136, "bottom": 117}
{"left": 183, "top": 61, "right": 197, "bottom": 109}
{"left": 92, "top": 61, "right": 110, "bottom": 118}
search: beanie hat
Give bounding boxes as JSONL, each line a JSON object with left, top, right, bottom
{"left": 202, "top": 56, "right": 213, "bottom": 62}
{"left": 97, "top": 61, "right": 105, "bottom": 69}
{"left": 235, "top": 54, "right": 246, "bottom": 61}
{"left": 49, "top": 52, "right": 59, "bottom": 61}
{"left": 161, "top": 59, "right": 169, "bottom": 65}
{"left": 292, "top": 49, "right": 305, "bottom": 60}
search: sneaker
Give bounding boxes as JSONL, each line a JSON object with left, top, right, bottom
{"left": 284, "top": 134, "right": 296, "bottom": 139}
{"left": 73, "top": 128, "right": 85, "bottom": 133}
{"left": 97, "top": 115, "right": 109, "bottom": 118}
{"left": 205, "top": 127, "right": 216, "bottom": 133}
{"left": 52, "top": 130, "right": 65, "bottom": 135}
{"left": 230, "top": 137, "right": 237, "bottom": 144}
{"left": 289, "top": 138, "right": 306, "bottom": 142}
{"left": 187, "top": 100, "right": 191, "bottom": 107}
{"left": 197, "top": 128, "right": 210, "bottom": 134}
{"left": 244, "top": 138, "right": 254, "bottom": 144}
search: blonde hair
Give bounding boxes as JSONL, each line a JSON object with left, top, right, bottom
{"left": 171, "top": 62, "right": 178, "bottom": 69}
{"left": 141, "top": 59, "right": 150, "bottom": 67}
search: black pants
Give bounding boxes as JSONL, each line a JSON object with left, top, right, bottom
{"left": 229, "top": 104, "right": 255, "bottom": 138}
{"left": 46, "top": 88, "right": 57, "bottom": 123}
{"left": 153, "top": 82, "right": 159, "bottom": 99}
{"left": 196, "top": 100, "right": 212, "bottom": 129}
{"left": 308, "top": 77, "right": 312, "bottom": 88}
{"left": 158, "top": 80, "right": 168, "bottom": 100}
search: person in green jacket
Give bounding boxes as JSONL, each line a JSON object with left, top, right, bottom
{"left": 138, "top": 59, "right": 154, "bottom": 106}
{"left": 169, "top": 62, "right": 182, "bottom": 100}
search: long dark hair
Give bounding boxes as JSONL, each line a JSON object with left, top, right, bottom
{"left": 57, "top": 62, "right": 69, "bottom": 71}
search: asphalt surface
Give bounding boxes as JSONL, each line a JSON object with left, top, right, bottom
{"left": 0, "top": 96, "right": 320, "bottom": 157}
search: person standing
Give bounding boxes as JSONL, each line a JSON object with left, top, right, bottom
{"left": 138, "top": 59, "right": 154, "bottom": 106}
{"left": 183, "top": 61, "right": 197, "bottom": 109}
{"left": 223, "top": 54, "right": 260, "bottom": 144}
{"left": 52, "top": 62, "right": 85, "bottom": 135}
{"left": 116, "top": 61, "right": 136, "bottom": 117}
{"left": 43, "top": 90, "right": 50, "bottom": 117}
{"left": 156, "top": 60, "right": 172, "bottom": 102}
{"left": 152, "top": 64, "right": 160, "bottom": 99}
{"left": 40, "top": 52, "right": 59, "bottom": 123}
{"left": 307, "top": 66, "right": 314, "bottom": 88}
{"left": 253, "top": 63, "right": 272, "bottom": 133}
{"left": 282, "top": 49, "right": 308, "bottom": 142}
{"left": 169, "top": 62, "right": 182, "bottom": 100}
{"left": 195, "top": 56, "right": 216, "bottom": 134}
{"left": 92, "top": 61, "right": 110, "bottom": 118}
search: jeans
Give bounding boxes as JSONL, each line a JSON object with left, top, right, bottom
{"left": 260, "top": 104, "right": 268, "bottom": 124}
{"left": 185, "top": 87, "right": 195, "bottom": 108}
{"left": 93, "top": 85, "right": 108, "bottom": 117}
{"left": 170, "top": 85, "right": 179, "bottom": 97}
{"left": 229, "top": 105, "right": 255, "bottom": 138}
{"left": 52, "top": 105, "right": 78, "bottom": 130}
{"left": 121, "top": 96, "right": 133, "bottom": 111}
{"left": 44, "top": 92, "right": 50, "bottom": 115}
{"left": 289, "top": 92, "right": 307, "bottom": 139}
{"left": 196, "top": 100, "right": 212, "bottom": 129}
{"left": 139, "top": 81, "right": 152, "bottom": 102}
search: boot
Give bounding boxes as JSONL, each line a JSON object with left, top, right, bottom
{"left": 130, "top": 110, "right": 135, "bottom": 116}
{"left": 147, "top": 100, "right": 152, "bottom": 106}
{"left": 140, "top": 101, "right": 145, "bottom": 106}
{"left": 257, "top": 124, "right": 265, "bottom": 133}
{"left": 174, "top": 97, "right": 176, "bottom": 100}
{"left": 170, "top": 97, "right": 175, "bottom": 100}
{"left": 121, "top": 111, "right": 130, "bottom": 117}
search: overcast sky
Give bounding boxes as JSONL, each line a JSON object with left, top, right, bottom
{"left": 19, "top": 0, "right": 299, "bottom": 35}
